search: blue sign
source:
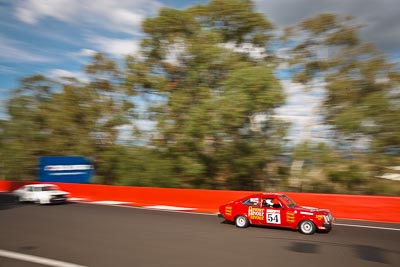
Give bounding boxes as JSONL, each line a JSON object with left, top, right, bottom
{"left": 39, "top": 156, "right": 94, "bottom": 183}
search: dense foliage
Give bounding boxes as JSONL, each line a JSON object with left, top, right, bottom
{"left": 0, "top": 1, "right": 399, "bottom": 195}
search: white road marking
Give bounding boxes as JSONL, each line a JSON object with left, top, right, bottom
{"left": 335, "top": 223, "right": 400, "bottom": 231}
{"left": 91, "top": 201, "right": 132, "bottom": 205}
{"left": 78, "top": 201, "right": 218, "bottom": 216}
{"left": 144, "top": 205, "right": 195, "bottom": 211}
{"left": 72, "top": 200, "right": 400, "bottom": 226}
{"left": 0, "top": 249, "right": 87, "bottom": 267}
{"left": 68, "top": 198, "right": 87, "bottom": 201}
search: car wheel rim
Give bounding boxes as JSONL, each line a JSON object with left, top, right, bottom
{"left": 302, "top": 222, "right": 312, "bottom": 233}
{"left": 237, "top": 217, "right": 246, "bottom": 227}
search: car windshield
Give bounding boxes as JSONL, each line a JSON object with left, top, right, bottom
{"left": 281, "top": 195, "right": 297, "bottom": 208}
{"left": 42, "top": 186, "right": 57, "bottom": 191}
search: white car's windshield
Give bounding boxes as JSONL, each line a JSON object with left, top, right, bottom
{"left": 42, "top": 186, "right": 58, "bottom": 191}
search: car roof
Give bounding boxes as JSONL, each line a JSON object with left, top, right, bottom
{"left": 242, "top": 192, "right": 284, "bottom": 199}
{"left": 26, "top": 184, "right": 57, "bottom": 187}
{"left": 261, "top": 192, "right": 284, "bottom": 197}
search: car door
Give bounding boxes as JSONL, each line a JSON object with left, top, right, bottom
{"left": 32, "top": 186, "right": 43, "bottom": 202}
{"left": 24, "top": 186, "right": 34, "bottom": 201}
{"left": 261, "top": 197, "right": 288, "bottom": 227}
{"left": 242, "top": 197, "right": 265, "bottom": 225}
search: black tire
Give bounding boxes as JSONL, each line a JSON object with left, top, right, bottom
{"left": 320, "top": 227, "right": 332, "bottom": 234}
{"left": 298, "top": 220, "right": 316, "bottom": 235}
{"left": 17, "top": 196, "right": 26, "bottom": 203}
{"left": 235, "top": 215, "right": 250, "bottom": 228}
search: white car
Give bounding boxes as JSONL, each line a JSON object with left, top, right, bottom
{"left": 13, "top": 184, "right": 69, "bottom": 204}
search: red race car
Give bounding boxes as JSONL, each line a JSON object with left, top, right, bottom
{"left": 218, "top": 193, "right": 334, "bottom": 235}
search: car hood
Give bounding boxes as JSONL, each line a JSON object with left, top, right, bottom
{"left": 48, "top": 190, "right": 69, "bottom": 195}
{"left": 295, "top": 206, "right": 330, "bottom": 214}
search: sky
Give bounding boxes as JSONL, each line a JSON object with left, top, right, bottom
{"left": 1, "top": 0, "right": 399, "bottom": 143}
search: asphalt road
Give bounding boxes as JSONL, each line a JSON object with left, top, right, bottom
{"left": 1, "top": 194, "right": 399, "bottom": 267}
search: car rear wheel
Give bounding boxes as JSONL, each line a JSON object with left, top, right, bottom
{"left": 235, "top": 215, "right": 249, "bottom": 228}
{"left": 298, "top": 220, "right": 316, "bottom": 235}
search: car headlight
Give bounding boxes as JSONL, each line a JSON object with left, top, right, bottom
{"left": 323, "top": 213, "right": 333, "bottom": 223}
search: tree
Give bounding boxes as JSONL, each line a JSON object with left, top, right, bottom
{"left": 281, "top": 14, "right": 400, "bottom": 195}
{"left": 0, "top": 54, "right": 138, "bottom": 183}
{"left": 285, "top": 14, "right": 400, "bottom": 155}
{"left": 134, "top": 0, "right": 286, "bottom": 189}
{"left": 1, "top": 75, "right": 56, "bottom": 180}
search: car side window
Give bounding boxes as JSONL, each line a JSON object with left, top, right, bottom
{"left": 242, "top": 198, "right": 260, "bottom": 206}
{"left": 262, "top": 198, "right": 282, "bottom": 208}
{"left": 26, "top": 187, "right": 33, "bottom": 192}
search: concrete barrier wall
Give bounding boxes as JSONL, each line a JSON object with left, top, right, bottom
{"left": 1, "top": 180, "right": 399, "bottom": 223}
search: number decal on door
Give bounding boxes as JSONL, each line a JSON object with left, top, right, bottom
{"left": 266, "top": 210, "right": 281, "bottom": 224}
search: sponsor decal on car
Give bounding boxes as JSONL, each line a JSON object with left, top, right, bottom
{"left": 286, "top": 211, "right": 295, "bottom": 223}
{"left": 248, "top": 206, "right": 264, "bottom": 220}
{"left": 225, "top": 206, "right": 232, "bottom": 216}
{"left": 266, "top": 209, "right": 281, "bottom": 224}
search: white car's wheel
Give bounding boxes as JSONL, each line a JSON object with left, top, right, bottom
{"left": 235, "top": 215, "right": 250, "bottom": 228}
{"left": 38, "top": 198, "right": 47, "bottom": 205}
{"left": 298, "top": 220, "right": 316, "bottom": 235}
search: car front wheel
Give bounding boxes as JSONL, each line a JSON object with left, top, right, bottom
{"left": 37, "top": 197, "right": 48, "bottom": 205}
{"left": 235, "top": 215, "right": 250, "bottom": 228}
{"left": 298, "top": 220, "right": 316, "bottom": 235}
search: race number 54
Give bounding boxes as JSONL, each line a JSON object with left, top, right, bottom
{"left": 266, "top": 210, "right": 281, "bottom": 224}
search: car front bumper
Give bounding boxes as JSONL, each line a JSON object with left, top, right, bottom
{"left": 322, "top": 222, "right": 333, "bottom": 229}
{"left": 50, "top": 196, "right": 68, "bottom": 203}
{"left": 318, "top": 219, "right": 334, "bottom": 231}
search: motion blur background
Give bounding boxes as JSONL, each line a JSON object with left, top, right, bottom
{"left": 0, "top": 0, "right": 399, "bottom": 195}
